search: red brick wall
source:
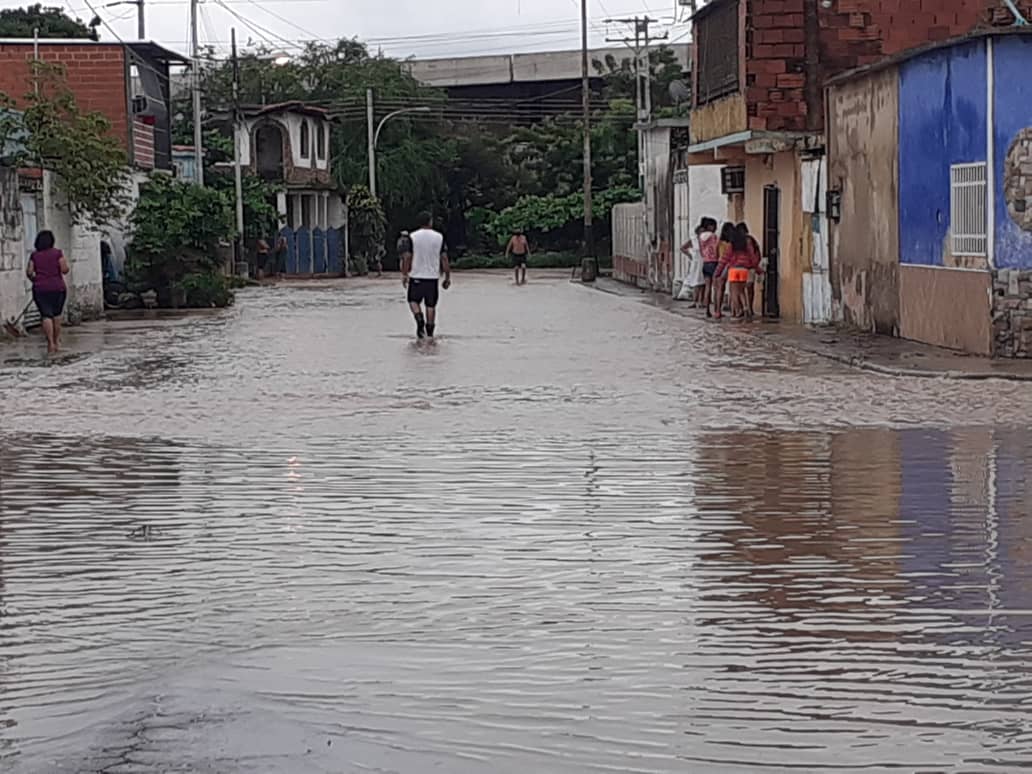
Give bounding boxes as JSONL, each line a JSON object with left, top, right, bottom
{"left": 0, "top": 43, "right": 128, "bottom": 149}
{"left": 743, "top": 0, "right": 1032, "bottom": 133}
{"left": 132, "top": 117, "right": 154, "bottom": 170}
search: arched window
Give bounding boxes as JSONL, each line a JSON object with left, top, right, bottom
{"left": 300, "top": 120, "right": 310, "bottom": 159}
{"left": 316, "top": 122, "right": 326, "bottom": 160}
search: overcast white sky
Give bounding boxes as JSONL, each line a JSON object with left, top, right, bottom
{"left": 5, "top": 0, "right": 692, "bottom": 60}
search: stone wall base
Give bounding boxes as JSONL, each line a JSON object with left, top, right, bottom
{"left": 992, "top": 268, "right": 1032, "bottom": 357}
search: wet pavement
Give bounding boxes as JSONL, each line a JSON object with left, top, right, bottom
{"left": 3, "top": 271, "right": 1032, "bottom": 773}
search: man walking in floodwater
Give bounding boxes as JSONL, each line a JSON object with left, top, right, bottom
{"left": 401, "top": 212, "right": 451, "bottom": 340}
{"left": 506, "top": 228, "right": 530, "bottom": 285}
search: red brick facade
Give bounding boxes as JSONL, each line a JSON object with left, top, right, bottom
{"left": 0, "top": 43, "right": 129, "bottom": 149}
{"left": 708, "top": 0, "right": 1032, "bottom": 134}
{"left": 132, "top": 117, "right": 155, "bottom": 170}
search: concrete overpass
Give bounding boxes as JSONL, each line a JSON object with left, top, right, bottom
{"left": 406, "top": 44, "right": 692, "bottom": 89}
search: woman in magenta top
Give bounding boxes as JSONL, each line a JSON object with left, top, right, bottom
{"left": 26, "top": 230, "right": 70, "bottom": 353}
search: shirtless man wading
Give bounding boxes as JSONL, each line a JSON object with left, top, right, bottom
{"left": 401, "top": 211, "right": 451, "bottom": 340}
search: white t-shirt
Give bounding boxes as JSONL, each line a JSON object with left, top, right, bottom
{"left": 409, "top": 228, "right": 446, "bottom": 280}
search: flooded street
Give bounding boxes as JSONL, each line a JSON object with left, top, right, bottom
{"left": 4, "top": 273, "right": 1032, "bottom": 773}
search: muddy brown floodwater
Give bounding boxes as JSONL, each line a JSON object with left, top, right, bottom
{"left": 3, "top": 273, "right": 1032, "bottom": 773}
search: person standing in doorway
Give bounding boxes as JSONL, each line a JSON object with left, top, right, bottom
{"left": 738, "top": 222, "right": 762, "bottom": 318}
{"left": 506, "top": 228, "right": 530, "bottom": 285}
{"left": 401, "top": 212, "right": 451, "bottom": 340}
{"left": 26, "top": 230, "right": 69, "bottom": 354}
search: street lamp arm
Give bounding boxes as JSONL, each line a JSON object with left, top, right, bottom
{"left": 373, "top": 106, "right": 431, "bottom": 149}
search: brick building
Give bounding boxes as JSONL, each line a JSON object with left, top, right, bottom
{"left": 0, "top": 39, "right": 185, "bottom": 172}
{"left": 0, "top": 39, "right": 187, "bottom": 321}
{"left": 683, "top": 0, "right": 1032, "bottom": 324}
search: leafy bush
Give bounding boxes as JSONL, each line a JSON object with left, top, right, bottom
{"left": 349, "top": 253, "right": 369, "bottom": 276}
{"left": 450, "top": 251, "right": 612, "bottom": 271}
{"left": 486, "top": 185, "right": 640, "bottom": 249}
{"left": 179, "top": 272, "right": 234, "bottom": 308}
{"left": 126, "top": 174, "right": 236, "bottom": 308}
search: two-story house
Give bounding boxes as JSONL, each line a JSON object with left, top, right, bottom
{"left": 684, "top": 0, "right": 1014, "bottom": 324}
{"left": 229, "top": 102, "right": 345, "bottom": 275}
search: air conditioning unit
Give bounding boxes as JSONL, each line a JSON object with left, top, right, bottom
{"left": 721, "top": 165, "right": 745, "bottom": 195}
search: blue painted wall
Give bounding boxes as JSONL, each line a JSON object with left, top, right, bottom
{"left": 898, "top": 40, "right": 987, "bottom": 266}
{"left": 994, "top": 36, "right": 1032, "bottom": 270}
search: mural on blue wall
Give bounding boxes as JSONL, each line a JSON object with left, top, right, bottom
{"left": 994, "top": 36, "right": 1032, "bottom": 270}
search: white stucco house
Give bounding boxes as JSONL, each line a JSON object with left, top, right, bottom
{"left": 233, "top": 102, "right": 345, "bottom": 232}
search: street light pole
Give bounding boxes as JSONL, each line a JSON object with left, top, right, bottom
{"left": 366, "top": 88, "right": 376, "bottom": 197}
{"left": 231, "top": 28, "right": 245, "bottom": 275}
{"left": 190, "top": 0, "right": 203, "bottom": 186}
{"left": 581, "top": 0, "right": 594, "bottom": 269}
{"left": 366, "top": 97, "right": 431, "bottom": 198}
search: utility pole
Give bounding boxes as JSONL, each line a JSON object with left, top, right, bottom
{"left": 137, "top": 0, "right": 145, "bottom": 39}
{"left": 606, "top": 16, "right": 667, "bottom": 189}
{"left": 581, "top": 0, "right": 594, "bottom": 267}
{"left": 190, "top": 0, "right": 204, "bottom": 186}
{"left": 231, "top": 28, "right": 245, "bottom": 276}
{"left": 366, "top": 88, "right": 376, "bottom": 197}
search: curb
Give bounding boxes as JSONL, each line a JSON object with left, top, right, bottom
{"left": 574, "top": 279, "right": 1032, "bottom": 383}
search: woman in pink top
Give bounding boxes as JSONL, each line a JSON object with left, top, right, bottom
{"left": 26, "top": 230, "right": 70, "bottom": 353}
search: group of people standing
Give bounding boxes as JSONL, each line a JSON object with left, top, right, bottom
{"left": 681, "top": 219, "right": 765, "bottom": 320}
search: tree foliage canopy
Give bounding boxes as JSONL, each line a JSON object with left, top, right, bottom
{"left": 0, "top": 4, "right": 98, "bottom": 39}
{"left": 180, "top": 38, "right": 687, "bottom": 255}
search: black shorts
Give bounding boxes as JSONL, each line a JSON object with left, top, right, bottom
{"left": 407, "top": 278, "right": 440, "bottom": 308}
{"left": 33, "top": 290, "right": 66, "bottom": 319}
{"left": 512, "top": 254, "right": 527, "bottom": 268}
{"left": 702, "top": 261, "right": 719, "bottom": 279}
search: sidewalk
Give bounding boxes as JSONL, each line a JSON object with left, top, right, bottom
{"left": 585, "top": 277, "right": 1032, "bottom": 382}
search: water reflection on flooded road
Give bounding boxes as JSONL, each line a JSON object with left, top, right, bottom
{"left": 3, "top": 276, "right": 1032, "bottom": 772}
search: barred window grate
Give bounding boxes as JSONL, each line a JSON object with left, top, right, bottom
{"left": 950, "top": 163, "right": 988, "bottom": 257}
{"left": 695, "top": 0, "right": 740, "bottom": 105}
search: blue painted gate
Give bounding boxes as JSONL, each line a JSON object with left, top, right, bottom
{"left": 275, "top": 226, "right": 345, "bottom": 276}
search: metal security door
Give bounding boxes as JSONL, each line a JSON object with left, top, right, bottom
{"left": 20, "top": 193, "right": 41, "bottom": 329}
{"left": 762, "top": 185, "right": 781, "bottom": 319}
{"left": 673, "top": 170, "right": 691, "bottom": 288}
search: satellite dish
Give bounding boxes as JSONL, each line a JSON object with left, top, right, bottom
{"left": 669, "top": 80, "right": 692, "bottom": 105}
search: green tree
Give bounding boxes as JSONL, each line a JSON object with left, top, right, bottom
{"left": 345, "top": 184, "right": 385, "bottom": 275}
{"left": 0, "top": 4, "right": 98, "bottom": 39}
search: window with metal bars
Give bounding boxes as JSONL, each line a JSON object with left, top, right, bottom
{"left": 695, "top": 0, "right": 740, "bottom": 105}
{"left": 950, "top": 163, "right": 988, "bottom": 257}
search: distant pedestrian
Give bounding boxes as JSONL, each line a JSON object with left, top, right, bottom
{"left": 737, "top": 222, "right": 762, "bottom": 318}
{"left": 26, "top": 229, "right": 69, "bottom": 354}
{"left": 397, "top": 230, "right": 413, "bottom": 267}
{"left": 256, "top": 237, "right": 271, "bottom": 280}
{"left": 274, "top": 235, "right": 288, "bottom": 275}
{"left": 401, "top": 211, "right": 451, "bottom": 340}
{"left": 506, "top": 228, "right": 531, "bottom": 285}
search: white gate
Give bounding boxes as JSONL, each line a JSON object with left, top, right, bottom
{"left": 673, "top": 169, "right": 692, "bottom": 288}
{"left": 801, "top": 158, "right": 832, "bottom": 324}
{"left": 20, "top": 193, "right": 41, "bottom": 329}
